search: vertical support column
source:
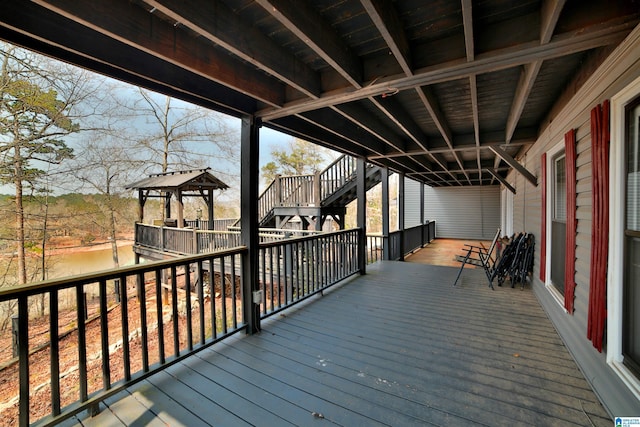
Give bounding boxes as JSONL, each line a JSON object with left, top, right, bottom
{"left": 208, "top": 188, "right": 214, "bottom": 230}
{"left": 314, "top": 170, "right": 323, "bottom": 231}
{"left": 137, "top": 190, "right": 145, "bottom": 223}
{"left": 164, "top": 192, "right": 171, "bottom": 220}
{"left": 420, "top": 182, "right": 425, "bottom": 246}
{"left": 398, "top": 173, "right": 405, "bottom": 261}
{"left": 356, "top": 158, "right": 366, "bottom": 274}
{"left": 176, "top": 189, "right": 184, "bottom": 227}
{"left": 241, "top": 116, "right": 261, "bottom": 334}
{"left": 381, "top": 168, "right": 390, "bottom": 260}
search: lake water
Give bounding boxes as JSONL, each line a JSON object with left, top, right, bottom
{"left": 47, "top": 244, "right": 135, "bottom": 279}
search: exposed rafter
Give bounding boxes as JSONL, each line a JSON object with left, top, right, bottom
{"left": 486, "top": 168, "right": 516, "bottom": 194}
{"left": 141, "top": 0, "right": 321, "bottom": 98}
{"left": 255, "top": 0, "right": 363, "bottom": 88}
{"left": 489, "top": 147, "right": 537, "bottom": 186}
{"left": 259, "top": 21, "right": 631, "bottom": 120}
{"left": 362, "top": 0, "right": 468, "bottom": 184}
{"left": 3, "top": 0, "right": 636, "bottom": 190}
{"left": 33, "top": 0, "right": 286, "bottom": 106}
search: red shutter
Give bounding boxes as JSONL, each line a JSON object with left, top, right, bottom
{"left": 540, "top": 153, "right": 547, "bottom": 282}
{"left": 564, "top": 129, "right": 577, "bottom": 313}
{"left": 587, "top": 100, "right": 610, "bottom": 352}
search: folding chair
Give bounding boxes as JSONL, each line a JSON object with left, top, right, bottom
{"left": 453, "top": 228, "right": 501, "bottom": 289}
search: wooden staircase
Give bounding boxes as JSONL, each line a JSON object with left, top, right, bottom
{"left": 258, "top": 155, "right": 382, "bottom": 228}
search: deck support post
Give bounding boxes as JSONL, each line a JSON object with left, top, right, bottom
{"left": 420, "top": 182, "right": 425, "bottom": 247}
{"left": 208, "top": 188, "right": 214, "bottom": 230}
{"left": 356, "top": 158, "right": 366, "bottom": 274}
{"left": 398, "top": 173, "right": 405, "bottom": 261}
{"left": 241, "top": 115, "right": 261, "bottom": 334}
{"left": 381, "top": 167, "right": 390, "bottom": 260}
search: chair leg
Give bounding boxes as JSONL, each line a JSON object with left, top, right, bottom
{"left": 453, "top": 250, "right": 471, "bottom": 286}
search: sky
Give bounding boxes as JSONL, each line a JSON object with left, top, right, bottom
{"left": 0, "top": 42, "right": 341, "bottom": 199}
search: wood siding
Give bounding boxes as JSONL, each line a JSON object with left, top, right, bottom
{"left": 507, "top": 25, "right": 640, "bottom": 416}
{"left": 423, "top": 186, "right": 501, "bottom": 240}
{"left": 404, "top": 177, "right": 422, "bottom": 228}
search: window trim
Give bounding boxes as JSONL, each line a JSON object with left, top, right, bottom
{"left": 609, "top": 74, "right": 640, "bottom": 399}
{"left": 544, "top": 141, "right": 567, "bottom": 309}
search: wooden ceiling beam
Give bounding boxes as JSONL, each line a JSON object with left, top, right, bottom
{"left": 299, "top": 108, "right": 388, "bottom": 156}
{"left": 0, "top": 1, "right": 258, "bottom": 116}
{"left": 489, "top": 147, "right": 537, "bottom": 186}
{"left": 332, "top": 103, "right": 407, "bottom": 153}
{"left": 361, "top": 0, "right": 465, "bottom": 183}
{"left": 486, "top": 168, "right": 516, "bottom": 194}
{"left": 360, "top": 0, "right": 412, "bottom": 75}
{"left": 504, "top": 0, "right": 567, "bottom": 144}
{"left": 142, "top": 0, "right": 321, "bottom": 98}
{"left": 541, "top": 0, "right": 568, "bottom": 44}
{"left": 255, "top": 0, "right": 363, "bottom": 88}
{"left": 259, "top": 21, "right": 631, "bottom": 120}
{"left": 33, "top": 0, "right": 286, "bottom": 107}
{"left": 462, "top": 0, "right": 482, "bottom": 182}
{"left": 461, "top": 0, "right": 475, "bottom": 61}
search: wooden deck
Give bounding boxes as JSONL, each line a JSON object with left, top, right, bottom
{"left": 72, "top": 261, "right": 610, "bottom": 427}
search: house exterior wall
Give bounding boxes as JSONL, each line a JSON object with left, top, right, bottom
{"left": 423, "top": 185, "right": 501, "bottom": 240}
{"left": 509, "top": 24, "right": 640, "bottom": 416}
{"left": 404, "top": 177, "right": 423, "bottom": 228}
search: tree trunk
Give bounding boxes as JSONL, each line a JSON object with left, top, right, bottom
{"left": 14, "top": 152, "right": 26, "bottom": 285}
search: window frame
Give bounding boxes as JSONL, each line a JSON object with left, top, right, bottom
{"left": 608, "top": 74, "right": 640, "bottom": 399}
{"left": 544, "top": 141, "right": 567, "bottom": 308}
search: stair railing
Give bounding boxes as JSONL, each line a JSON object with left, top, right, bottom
{"left": 319, "top": 155, "right": 357, "bottom": 201}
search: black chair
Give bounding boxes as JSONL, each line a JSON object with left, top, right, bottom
{"left": 453, "top": 228, "right": 501, "bottom": 289}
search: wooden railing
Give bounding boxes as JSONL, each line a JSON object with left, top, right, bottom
{"left": 258, "top": 174, "right": 316, "bottom": 222}
{"left": 319, "top": 154, "right": 356, "bottom": 200}
{"left": 135, "top": 223, "right": 325, "bottom": 255}
{"left": 1, "top": 247, "right": 247, "bottom": 427}
{"left": 257, "top": 229, "right": 360, "bottom": 317}
{"left": 2, "top": 228, "right": 364, "bottom": 427}
{"left": 387, "top": 221, "right": 437, "bottom": 261}
{"left": 184, "top": 218, "right": 238, "bottom": 231}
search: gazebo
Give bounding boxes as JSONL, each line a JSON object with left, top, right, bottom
{"left": 126, "top": 168, "right": 229, "bottom": 230}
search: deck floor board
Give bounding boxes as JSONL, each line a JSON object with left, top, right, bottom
{"left": 75, "top": 261, "right": 612, "bottom": 427}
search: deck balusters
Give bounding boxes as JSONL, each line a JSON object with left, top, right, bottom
{"left": 154, "top": 269, "right": 165, "bottom": 365}
{"left": 170, "top": 265, "right": 179, "bottom": 357}
{"left": 98, "top": 280, "right": 110, "bottom": 390}
{"left": 50, "top": 290, "right": 61, "bottom": 416}
{"left": 197, "top": 260, "right": 206, "bottom": 345}
{"left": 0, "top": 227, "right": 426, "bottom": 426}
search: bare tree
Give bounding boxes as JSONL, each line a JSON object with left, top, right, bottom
{"left": 0, "top": 45, "right": 87, "bottom": 285}
{"left": 133, "top": 89, "right": 239, "bottom": 180}
{"left": 72, "top": 135, "right": 144, "bottom": 269}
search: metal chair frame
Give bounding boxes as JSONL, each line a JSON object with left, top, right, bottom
{"left": 453, "top": 228, "right": 501, "bottom": 289}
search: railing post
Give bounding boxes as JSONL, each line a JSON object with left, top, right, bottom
{"left": 356, "top": 158, "right": 366, "bottom": 274}
{"left": 193, "top": 228, "right": 198, "bottom": 254}
{"left": 381, "top": 167, "right": 390, "bottom": 260}
{"left": 314, "top": 170, "right": 321, "bottom": 206}
{"left": 420, "top": 182, "right": 425, "bottom": 247}
{"left": 18, "top": 297, "right": 29, "bottom": 427}
{"left": 398, "top": 173, "right": 405, "bottom": 261}
{"left": 241, "top": 115, "right": 261, "bottom": 334}
{"left": 275, "top": 174, "right": 282, "bottom": 206}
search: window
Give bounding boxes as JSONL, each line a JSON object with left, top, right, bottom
{"left": 550, "top": 152, "right": 567, "bottom": 295}
{"left": 623, "top": 96, "right": 640, "bottom": 376}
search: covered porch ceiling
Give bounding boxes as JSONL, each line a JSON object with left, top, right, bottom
{"left": 1, "top": 0, "right": 638, "bottom": 186}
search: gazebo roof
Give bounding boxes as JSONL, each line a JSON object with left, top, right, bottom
{"left": 126, "top": 169, "right": 229, "bottom": 192}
